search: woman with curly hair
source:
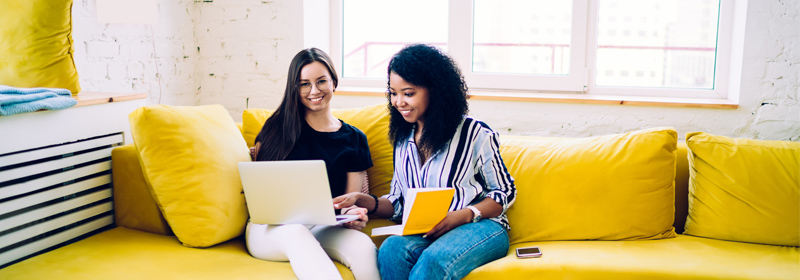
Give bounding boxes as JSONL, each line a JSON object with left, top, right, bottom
{"left": 334, "top": 44, "right": 517, "bottom": 279}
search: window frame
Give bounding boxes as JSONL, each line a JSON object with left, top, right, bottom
{"left": 326, "top": 0, "right": 739, "bottom": 100}
{"left": 584, "top": 0, "right": 734, "bottom": 99}
{"left": 450, "top": 0, "right": 589, "bottom": 92}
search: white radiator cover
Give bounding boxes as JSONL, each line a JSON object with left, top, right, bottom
{"left": 0, "top": 99, "right": 144, "bottom": 268}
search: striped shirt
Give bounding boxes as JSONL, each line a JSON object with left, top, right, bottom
{"left": 383, "top": 117, "right": 517, "bottom": 230}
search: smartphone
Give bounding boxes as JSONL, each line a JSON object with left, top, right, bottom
{"left": 515, "top": 246, "right": 542, "bottom": 258}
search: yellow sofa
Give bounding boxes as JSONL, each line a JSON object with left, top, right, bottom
{"left": 1, "top": 103, "right": 798, "bottom": 279}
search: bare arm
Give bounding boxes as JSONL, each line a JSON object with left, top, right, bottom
{"left": 339, "top": 171, "right": 370, "bottom": 230}
{"left": 334, "top": 171, "right": 395, "bottom": 218}
{"left": 333, "top": 193, "right": 394, "bottom": 219}
{"left": 345, "top": 171, "right": 366, "bottom": 194}
{"left": 470, "top": 197, "right": 505, "bottom": 219}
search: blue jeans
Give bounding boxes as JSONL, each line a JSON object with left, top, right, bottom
{"left": 378, "top": 219, "right": 509, "bottom": 280}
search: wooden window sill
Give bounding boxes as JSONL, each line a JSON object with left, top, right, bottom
{"left": 74, "top": 92, "right": 148, "bottom": 107}
{"left": 0, "top": 92, "right": 148, "bottom": 118}
{"left": 335, "top": 87, "right": 739, "bottom": 109}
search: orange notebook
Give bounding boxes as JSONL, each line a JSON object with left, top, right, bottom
{"left": 371, "top": 188, "right": 455, "bottom": 236}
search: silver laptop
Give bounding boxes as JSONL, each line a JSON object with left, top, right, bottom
{"left": 238, "top": 160, "right": 359, "bottom": 225}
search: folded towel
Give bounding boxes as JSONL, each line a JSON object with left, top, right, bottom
{"left": 0, "top": 85, "right": 78, "bottom": 116}
{"left": 0, "top": 86, "right": 72, "bottom": 96}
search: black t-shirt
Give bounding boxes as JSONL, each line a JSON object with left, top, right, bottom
{"left": 285, "top": 119, "right": 373, "bottom": 198}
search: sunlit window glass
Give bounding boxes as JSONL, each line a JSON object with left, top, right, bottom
{"left": 473, "top": 0, "right": 573, "bottom": 75}
{"left": 342, "top": 0, "right": 448, "bottom": 78}
{"left": 595, "top": 0, "right": 720, "bottom": 89}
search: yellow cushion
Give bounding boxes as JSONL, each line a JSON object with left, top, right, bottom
{"left": 684, "top": 132, "right": 800, "bottom": 247}
{"left": 0, "top": 227, "right": 355, "bottom": 279}
{"left": 241, "top": 108, "right": 274, "bottom": 148}
{"left": 242, "top": 103, "right": 393, "bottom": 196}
{"left": 500, "top": 128, "right": 678, "bottom": 244}
{"left": 236, "top": 122, "right": 244, "bottom": 137}
{"left": 331, "top": 104, "right": 393, "bottom": 196}
{"left": 0, "top": 0, "right": 81, "bottom": 94}
{"left": 465, "top": 234, "right": 800, "bottom": 280}
{"left": 112, "top": 145, "right": 171, "bottom": 235}
{"left": 129, "top": 105, "right": 250, "bottom": 248}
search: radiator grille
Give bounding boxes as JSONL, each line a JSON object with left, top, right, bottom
{"left": 0, "top": 133, "right": 122, "bottom": 268}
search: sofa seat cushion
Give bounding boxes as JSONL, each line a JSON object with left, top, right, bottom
{"left": 0, "top": 227, "right": 355, "bottom": 279}
{"left": 465, "top": 234, "right": 800, "bottom": 280}
{"left": 360, "top": 217, "right": 398, "bottom": 248}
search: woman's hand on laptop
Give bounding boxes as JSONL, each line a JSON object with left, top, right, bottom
{"left": 332, "top": 193, "right": 360, "bottom": 209}
{"left": 341, "top": 206, "right": 368, "bottom": 230}
{"left": 249, "top": 142, "right": 261, "bottom": 161}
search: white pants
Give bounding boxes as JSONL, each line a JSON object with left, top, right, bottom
{"left": 245, "top": 221, "right": 380, "bottom": 280}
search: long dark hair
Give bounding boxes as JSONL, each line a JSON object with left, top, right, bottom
{"left": 387, "top": 44, "right": 469, "bottom": 156}
{"left": 254, "top": 48, "right": 339, "bottom": 161}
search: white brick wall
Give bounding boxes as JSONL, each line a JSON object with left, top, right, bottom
{"left": 189, "top": 0, "right": 301, "bottom": 119}
{"left": 72, "top": 0, "right": 197, "bottom": 106}
{"left": 85, "top": 41, "right": 119, "bottom": 58}
{"left": 72, "top": 0, "right": 799, "bottom": 141}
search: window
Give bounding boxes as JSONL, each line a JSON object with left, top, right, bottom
{"left": 339, "top": 0, "right": 447, "bottom": 80}
{"left": 592, "top": 0, "right": 722, "bottom": 96}
{"left": 328, "top": 0, "right": 739, "bottom": 100}
{"left": 472, "top": 1, "right": 572, "bottom": 76}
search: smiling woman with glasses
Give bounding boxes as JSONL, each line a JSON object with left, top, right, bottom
{"left": 248, "top": 48, "right": 380, "bottom": 280}
{"left": 298, "top": 78, "right": 330, "bottom": 93}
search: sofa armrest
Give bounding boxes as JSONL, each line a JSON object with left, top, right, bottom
{"left": 112, "top": 144, "right": 172, "bottom": 235}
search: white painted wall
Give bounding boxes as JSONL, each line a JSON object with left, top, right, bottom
{"left": 72, "top": 0, "right": 799, "bottom": 141}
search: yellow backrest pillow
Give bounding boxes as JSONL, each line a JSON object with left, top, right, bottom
{"left": 684, "top": 132, "right": 799, "bottom": 247}
{"left": 129, "top": 105, "right": 250, "bottom": 248}
{"left": 0, "top": 0, "right": 81, "bottom": 94}
{"left": 242, "top": 103, "right": 393, "bottom": 197}
{"left": 500, "top": 127, "right": 678, "bottom": 243}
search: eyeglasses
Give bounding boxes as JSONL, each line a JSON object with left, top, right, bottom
{"left": 298, "top": 79, "right": 330, "bottom": 94}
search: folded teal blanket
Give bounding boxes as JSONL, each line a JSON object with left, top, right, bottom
{"left": 0, "top": 85, "right": 78, "bottom": 116}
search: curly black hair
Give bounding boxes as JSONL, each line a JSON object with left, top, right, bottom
{"left": 386, "top": 44, "right": 469, "bottom": 156}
